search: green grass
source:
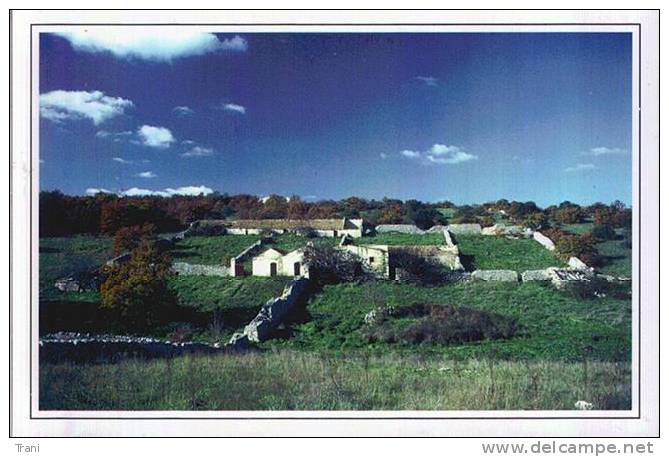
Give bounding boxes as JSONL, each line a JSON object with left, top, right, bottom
{"left": 39, "top": 351, "right": 631, "bottom": 410}
{"left": 172, "top": 235, "right": 260, "bottom": 265}
{"left": 269, "top": 281, "right": 631, "bottom": 363}
{"left": 436, "top": 207, "right": 457, "bottom": 219}
{"left": 355, "top": 232, "right": 445, "bottom": 246}
{"left": 39, "top": 235, "right": 112, "bottom": 302}
{"left": 561, "top": 222, "right": 595, "bottom": 235}
{"left": 454, "top": 235, "right": 565, "bottom": 272}
{"left": 172, "top": 234, "right": 337, "bottom": 266}
{"left": 597, "top": 239, "right": 632, "bottom": 277}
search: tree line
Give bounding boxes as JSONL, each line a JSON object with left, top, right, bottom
{"left": 39, "top": 190, "right": 632, "bottom": 239}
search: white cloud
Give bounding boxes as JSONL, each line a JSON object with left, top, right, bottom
{"left": 584, "top": 147, "right": 627, "bottom": 156}
{"left": 135, "top": 171, "right": 157, "bottom": 178}
{"left": 86, "top": 187, "right": 112, "bottom": 195}
{"left": 399, "top": 144, "right": 477, "bottom": 165}
{"left": 221, "top": 103, "right": 246, "bottom": 114}
{"left": 55, "top": 30, "right": 248, "bottom": 61}
{"left": 182, "top": 146, "right": 215, "bottom": 158}
{"left": 379, "top": 153, "right": 388, "bottom": 159}
{"left": 400, "top": 149, "right": 421, "bottom": 158}
{"left": 40, "top": 90, "right": 133, "bottom": 125}
{"left": 415, "top": 76, "right": 439, "bottom": 87}
{"left": 137, "top": 125, "right": 175, "bottom": 148}
{"left": 565, "top": 163, "right": 596, "bottom": 173}
{"left": 97, "top": 130, "right": 133, "bottom": 142}
{"left": 112, "top": 157, "right": 133, "bottom": 164}
{"left": 173, "top": 106, "right": 194, "bottom": 116}
{"left": 119, "top": 185, "right": 213, "bottom": 197}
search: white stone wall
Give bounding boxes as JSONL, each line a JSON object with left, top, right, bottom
{"left": 533, "top": 231, "right": 556, "bottom": 251}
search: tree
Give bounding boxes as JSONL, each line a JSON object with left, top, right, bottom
{"left": 112, "top": 223, "right": 157, "bottom": 255}
{"left": 100, "top": 239, "right": 177, "bottom": 331}
{"left": 287, "top": 196, "right": 310, "bottom": 219}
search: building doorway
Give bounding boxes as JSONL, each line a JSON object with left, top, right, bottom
{"left": 293, "top": 262, "right": 301, "bottom": 276}
{"left": 270, "top": 262, "right": 277, "bottom": 277}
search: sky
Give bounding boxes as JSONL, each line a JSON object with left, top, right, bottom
{"left": 39, "top": 30, "right": 633, "bottom": 206}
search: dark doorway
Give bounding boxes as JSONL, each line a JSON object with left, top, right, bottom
{"left": 293, "top": 262, "right": 301, "bottom": 276}
{"left": 270, "top": 262, "right": 278, "bottom": 277}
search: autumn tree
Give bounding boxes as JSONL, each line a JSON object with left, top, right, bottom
{"left": 100, "top": 239, "right": 177, "bottom": 331}
{"left": 112, "top": 223, "right": 157, "bottom": 255}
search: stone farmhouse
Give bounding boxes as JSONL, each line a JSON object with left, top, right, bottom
{"left": 251, "top": 247, "right": 308, "bottom": 277}
{"left": 225, "top": 218, "right": 364, "bottom": 238}
{"left": 341, "top": 243, "right": 463, "bottom": 280}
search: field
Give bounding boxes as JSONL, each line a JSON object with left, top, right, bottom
{"left": 38, "top": 232, "right": 632, "bottom": 410}
{"left": 454, "top": 235, "right": 565, "bottom": 272}
{"left": 560, "top": 222, "right": 632, "bottom": 277}
{"left": 354, "top": 232, "right": 445, "bottom": 246}
{"left": 596, "top": 239, "right": 632, "bottom": 277}
{"left": 40, "top": 352, "right": 630, "bottom": 410}
{"left": 39, "top": 235, "right": 112, "bottom": 302}
{"left": 172, "top": 234, "right": 337, "bottom": 265}
{"left": 267, "top": 281, "right": 631, "bottom": 362}
{"left": 169, "top": 275, "right": 291, "bottom": 341}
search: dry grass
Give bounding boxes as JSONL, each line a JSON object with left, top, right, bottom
{"left": 40, "top": 350, "right": 631, "bottom": 411}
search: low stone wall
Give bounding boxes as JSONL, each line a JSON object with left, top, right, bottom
{"left": 471, "top": 270, "right": 518, "bottom": 282}
{"left": 39, "top": 333, "right": 223, "bottom": 363}
{"left": 442, "top": 229, "right": 456, "bottom": 247}
{"left": 447, "top": 223, "right": 482, "bottom": 235}
{"left": 533, "top": 231, "right": 556, "bottom": 251}
{"left": 228, "top": 277, "right": 311, "bottom": 346}
{"left": 171, "top": 262, "right": 230, "bottom": 277}
{"left": 375, "top": 224, "right": 425, "bottom": 234}
{"left": 481, "top": 224, "right": 529, "bottom": 237}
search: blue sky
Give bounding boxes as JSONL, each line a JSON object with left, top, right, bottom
{"left": 39, "top": 31, "right": 632, "bottom": 206}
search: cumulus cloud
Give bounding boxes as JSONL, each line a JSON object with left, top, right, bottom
{"left": 584, "top": 147, "right": 627, "bottom": 156}
{"left": 399, "top": 144, "right": 477, "bottom": 165}
{"left": 112, "top": 157, "right": 132, "bottom": 164}
{"left": 173, "top": 106, "right": 194, "bottom": 116}
{"left": 182, "top": 146, "right": 215, "bottom": 158}
{"left": 55, "top": 30, "right": 248, "bottom": 61}
{"left": 119, "top": 185, "right": 214, "bottom": 197}
{"left": 137, "top": 125, "right": 175, "bottom": 148}
{"left": 40, "top": 90, "right": 133, "bottom": 125}
{"left": 379, "top": 152, "right": 388, "bottom": 159}
{"left": 565, "top": 163, "right": 596, "bottom": 173}
{"left": 135, "top": 171, "right": 157, "bottom": 178}
{"left": 221, "top": 103, "right": 246, "bottom": 114}
{"left": 415, "top": 76, "right": 439, "bottom": 87}
{"left": 400, "top": 149, "right": 421, "bottom": 158}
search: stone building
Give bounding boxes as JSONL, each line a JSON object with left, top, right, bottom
{"left": 251, "top": 247, "right": 308, "bottom": 277}
{"left": 225, "top": 218, "right": 364, "bottom": 238}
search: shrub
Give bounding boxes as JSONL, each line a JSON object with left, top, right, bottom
{"left": 302, "top": 245, "right": 365, "bottom": 285}
{"left": 560, "top": 277, "right": 631, "bottom": 300}
{"left": 362, "top": 303, "right": 518, "bottom": 345}
{"left": 522, "top": 212, "right": 548, "bottom": 230}
{"left": 389, "top": 250, "right": 445, "bottom": 286}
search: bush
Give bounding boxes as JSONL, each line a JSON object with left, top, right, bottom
{"left": 362, "top": 303, "right": 518, "bottom": 345}
{"left": 389, "top": 250, "right": 445, "bottom": 286}
{"left": 302, "top": 245, "right": 365, "bottom": 285}
{"left": 560, "top": 277, "right": 631, "bottom": 300}
{"left": 522, "top": 212, "right": 548, "bottom": 230}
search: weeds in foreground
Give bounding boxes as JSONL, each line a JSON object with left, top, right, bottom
{"left": 40, "top": 350, "right": 631, "bottom": 411}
